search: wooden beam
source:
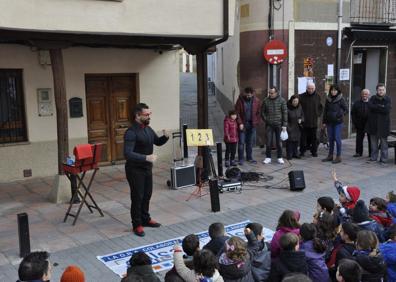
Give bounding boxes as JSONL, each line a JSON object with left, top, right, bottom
{"left": 49, "top": 49, "right": 69, "bottom": 175}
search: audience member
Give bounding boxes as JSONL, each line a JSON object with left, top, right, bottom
{"left": 271, "top": 210, "right": 301, "bottom": 259}
{"left": 165, "top": 234, "right": 199, "bottom": 282}
{"left": 386, "top": 191, "right": 396, "bottom": 224}
{"left": 17, "top": 251, "right": 52, "bottom": 282}
{"left": 336, "top": 259, "right": 362, "bottom": 282}
{"left": 299, "top": 223, "right": 329, "bottom": 282}
{"left": 121, "top": 251, "right": 160, "bottom": 282}
{"left": 369, "top": 197, "right": 392, "bottom": 228}
{"left": 245, "top": 223, "right": 271, "bottom": 281}
{"left": 203, "top": 222, "right": 230, "bottom": 257}
{"left": 352, "top": 230, "right": 387, "bottom": 281}
{"left": 173, "top": 246, "right": 224, "bottom": 282}
{"left": 379, "top": 224, "right": 396, "bottom": 282}
{"left": 218, "top": 236, "right": 255, "bottom": 281}
{"left": 60, "top": 265, "right": 85, "bottom": 282}
{"left": 352, "top": 200, "right": 385, "bottom": 242}
{"left": 269, "top": 232, "right": 308, "bottom": 282}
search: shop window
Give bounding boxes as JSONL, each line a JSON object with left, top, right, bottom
{"left": 0, "top": 69, "right": 27, "bottom": 144}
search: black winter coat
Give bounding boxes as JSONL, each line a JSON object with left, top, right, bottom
{"left": 287, "top": 103, "right": 304, "bottom": 142}
{"left": 367, "top": 94, "right": 391, "bottom": 138}
{"left": 299, "top": 91, "right": 323, "bottom": 128}
{"left": 269, "top": 251, "right": 308, "bottom": 282}
{"left": 351, "top": 99, "right": 369, "bottom": 130}
{"left": 323, "top": 93, "right": 348, "bottom": 125}
{"left": 203, "top": 236, "right": 230, "bottom": 257}
{"left": 353, "top": 253, "right": 387, "bottom": 282}
{"left": 121, "top": 265, "right": 161, "bottom": 282}
{"left": 335, "top": 243, "right": 355, "bottom": 268}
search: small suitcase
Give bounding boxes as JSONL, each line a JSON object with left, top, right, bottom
{"left": 167, "top": 132, "right": 195, "bottom": 189}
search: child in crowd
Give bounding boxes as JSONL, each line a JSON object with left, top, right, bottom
{"left": 165, "top": 234, "right": 200, "bottom": 282}
{"left": 386, "top": 191, "right": 396, "bottom": 224}
{"left": 352, "top": 200, "right": 385, "bottom": 242}
{"left": 352, "top": 230, "right": 387, "bottom": 281}
{"left": 203, "top": 222, "right": 230, "bottom": 257}
{"left": 299, "top": 223, "right": 329, "bottom": 282}
{"left": 218, "top": 236, "right": 255, "bottom": 281}
{"left": 245, "top": 223, "right": 271, "bottom": 282}
{"left": 335, "top": 223, "right": 360, "bottom": 267}
{"left": 332, "top": 169, "right": 361, "bottom": 220}
{"left": 60, "top": 265, "right": 85, "bottom": 282}
{"left": 173, "top": 246, "right": 224, "bottom": 282}
{"left": 122, "top": 252, "right": 160, "bottom": 282}
{"left": 369, "top": 197, "right": 392, "bottom": 228}
{"left": 379, "top": 224, "right": 396, "bottom": 282}
{"left": 224, "top": 110, "right": 239, "bottom": 167}
{"left": 313, "top": 211, "right": 338, "bottom": 263}
{"left": 271, "top": 210, "right": 301, "bottom": 259}
{"left": 336, "top": 259, "right": 362, "bottom": 282}
{"left": 269, "top": 232, "right": 308, "bottom": 282}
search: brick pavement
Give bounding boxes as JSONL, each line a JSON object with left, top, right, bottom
{"left": 1, "top": 73, "right": 396, "bottom": 281}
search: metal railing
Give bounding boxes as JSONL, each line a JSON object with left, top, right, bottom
{"left": 350, "top": 0, "right": 396, "bottom": 25}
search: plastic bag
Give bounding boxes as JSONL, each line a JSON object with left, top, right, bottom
{"left": 280, "top": 130, "right": 288, "bottom": 141}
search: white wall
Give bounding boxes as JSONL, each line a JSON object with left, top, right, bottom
{"left": 0, "top": 44, "right": 179, "bottom": 181}
{"left": 0, "top": 0, "right": 236, "bottom": 37}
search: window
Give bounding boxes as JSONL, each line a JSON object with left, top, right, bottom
{"left": 0, "top": 69, "right": 27, "bottom": 144}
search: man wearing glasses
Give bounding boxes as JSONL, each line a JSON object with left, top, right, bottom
{"left": 124, "top": 103, "right": 169, "bottom": 237}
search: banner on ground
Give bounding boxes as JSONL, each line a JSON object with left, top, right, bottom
{"left": 97, "top": 220, "right": 274, "bottom": 278}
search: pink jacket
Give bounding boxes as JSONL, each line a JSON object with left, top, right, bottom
{"left": 224, "top": 116, "right": 238, "bottom": 143}
{"left": 270, "top": 226, "right": 300, "bottom": 259}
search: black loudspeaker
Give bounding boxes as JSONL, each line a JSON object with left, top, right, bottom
{"left": 288, "top": 170, "right": 306, "bottom": 191}
{"left": 17, "top": 213, "right": 31, "bottom": 258}
{"left": 216, "top": 142, "right": 223, "bottom": 177}
{"left": 209, "top": 179, "right": 220, "bottom": 212}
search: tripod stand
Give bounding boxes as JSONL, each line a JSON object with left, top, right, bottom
{"left": 186, "top": 147, "right": 217, "bottom": 201}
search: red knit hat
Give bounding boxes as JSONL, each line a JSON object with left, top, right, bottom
{"left": 60, "top": 265, "right": 85, "bottom": 282}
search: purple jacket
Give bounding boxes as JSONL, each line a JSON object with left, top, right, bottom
{"left": 271, "top": 227, "right": 300, "bottom": 259}
{"left": 300, "top": 240, "right": 330, "bottom": 282}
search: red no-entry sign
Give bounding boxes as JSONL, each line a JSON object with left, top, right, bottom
{"left": 263, "top": 40, "right": 287, "bottom": 64}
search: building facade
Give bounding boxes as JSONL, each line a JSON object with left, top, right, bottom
{"left": 0, "top": 0, "right": 236, "bottom": 181}
{"left": 215, "top": 0, "right": 396, "bottom": 145}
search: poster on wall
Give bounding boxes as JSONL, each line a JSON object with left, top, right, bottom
{"left": 303, "top": 57, "right": 314, "bottom": 77}
{"left": 339, "top": 69, "right": 350, "bottom": 81}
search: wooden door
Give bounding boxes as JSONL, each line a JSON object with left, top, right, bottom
{"left": 86, "top": 74, "right": 138, "bottom": 163}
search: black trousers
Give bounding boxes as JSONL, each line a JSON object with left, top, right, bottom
{"left": 356, "top": 128, "right": 371, "bottom": 156}
{"left": 125, "top": 166, "right": 153, "bottom": 228}
{"left": 300, "top": 127, "right": 318, "bottom": 155}
{"left": 225, "top": 142, "right": 237, "bottom": 161}
{"left": 286, "top": 141, "right": 299, "bottom": 159}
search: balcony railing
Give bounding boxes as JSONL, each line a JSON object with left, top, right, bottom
{"left": 350, "top": 0, "right": 396, "bottom": 26}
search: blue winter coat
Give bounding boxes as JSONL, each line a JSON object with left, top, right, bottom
{"left": 246, "top": 234, "right": 271, "bottom": 282}
{"left": 300, "top": 240, "right": 330, "bottom": 282}
{"left": 387, "top": 202, "right": 396, "bottom": 224}
{"left": 357, "top": 220, "right": 385, "bottom": 242}
{"left": 380, "top": 241, "right": 396, "bottom": 282}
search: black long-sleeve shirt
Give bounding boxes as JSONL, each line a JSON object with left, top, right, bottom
{"left": 124, "top": 122, "right": 168, "bottom": 169}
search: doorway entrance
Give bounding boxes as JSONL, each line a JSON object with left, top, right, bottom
{"left": 349, "top": 46, "right": 388, "bottom": 135}
{"left": 85, "top": 74, "right": 139, "bottom": 164}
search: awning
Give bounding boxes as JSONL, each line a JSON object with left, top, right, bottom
{"left": 344, "top": 26, "right": 396, "bottom": 41}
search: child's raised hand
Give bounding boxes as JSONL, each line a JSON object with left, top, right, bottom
{"left": 331, "top": 168, "right": 338, "bottom": 182}
{"left": 173, "top": 244, "right": 182, "bottom": 252}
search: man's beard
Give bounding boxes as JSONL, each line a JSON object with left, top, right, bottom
{"left": 244, "top": 96, "right": 252, "bottom": 101}
{"left": 142, "top": 118, "right": 150, "bottom": 125}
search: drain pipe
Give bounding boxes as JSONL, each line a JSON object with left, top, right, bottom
{"left": 336, "top": 0, "right": 343, "bottom": 84}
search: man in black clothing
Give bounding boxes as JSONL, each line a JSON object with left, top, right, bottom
{"left": 124, "top": 103, "right": 169, "bottom": 237}
{"left": 299, "top": 82, "right": 323, "bottom": 157}
{"left": 351, "top": 89, "right": 371, "bottom": 158}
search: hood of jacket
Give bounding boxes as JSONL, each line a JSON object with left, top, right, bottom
{"left": 300, "top": 240, "right": 326, "bottom": 259}
{"left": 354, "top": 253, "right": 386, "bottom": 274}
{"left": 279, "top": 250, "right": 308, "bottom": 273}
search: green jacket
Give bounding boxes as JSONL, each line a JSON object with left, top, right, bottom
{"left": 261, "top": 95, "right": 288, "bottom": 127}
